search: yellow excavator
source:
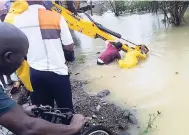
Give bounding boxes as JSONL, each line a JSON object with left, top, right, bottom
{"left": 4, "top": 0, "right": 149, "bottom": 92}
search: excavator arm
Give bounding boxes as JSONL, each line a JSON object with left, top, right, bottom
{"left": 50, "top": 2, "right": 131, "bottom": 52}
{"left": 4, "top": 0, "right": 143, "bottom": 52}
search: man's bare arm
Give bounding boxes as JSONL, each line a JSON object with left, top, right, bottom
{"left": 0, "top": 104, "right": 84, "bottom": 135}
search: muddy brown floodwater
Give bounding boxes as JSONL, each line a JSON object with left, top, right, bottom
{"left": 71, "top": 11, "right": 189, "bottom": 135}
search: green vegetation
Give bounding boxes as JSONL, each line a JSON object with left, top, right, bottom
{"left": 139, "top": 111, "right": 161, "bottom": 135}
{"left": 114, "top": 1, "right": 155, "bottom": 13}
{"left": 76, "top": 55, "right": 86, "bottom": 64}
{"left": 108, "top": 1, "right": 189, "bottom": 26}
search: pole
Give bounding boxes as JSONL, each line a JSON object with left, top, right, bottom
{"left": 90, "top": 0, "right": 93, "bottom": 16}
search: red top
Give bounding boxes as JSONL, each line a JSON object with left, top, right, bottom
{"left": 99, "top": 42, "right": 121, "bottom": 64}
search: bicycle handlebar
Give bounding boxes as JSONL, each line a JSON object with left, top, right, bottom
{"left": 31, "top": 105, "right": 73, "bottom": 124}
{"left": 31, "top": 106, "right": 109, "bottom": 134}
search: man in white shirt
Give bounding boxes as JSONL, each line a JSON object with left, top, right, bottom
{"left": 13, "top": 1, "right": 75, "bottom": 120}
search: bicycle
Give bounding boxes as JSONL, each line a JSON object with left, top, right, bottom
{"left": 32, "top": 105, "right": 114, "bottom": 135}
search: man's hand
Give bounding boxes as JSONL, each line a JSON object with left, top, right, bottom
{"left": 23, "top": 105, "right": 37, "bottom": 117}
{"left": 70, "top": 114, "right": 86, "bottom": 133}
{"left": 63, "top": 49, "right": 75, "bottom": 62}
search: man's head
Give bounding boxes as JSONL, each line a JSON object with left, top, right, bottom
{"left": 0, "top": 23, "right": 29, "bottom": 75}
{"left": 111, "top": 42, "right": 122, "bottom": 51}
{"left": 139, "top": 44, "right": 149, "bottom": 54}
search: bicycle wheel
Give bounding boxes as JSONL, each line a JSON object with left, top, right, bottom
{"left": 82, "top": 125, "right": 113, "bottom": 135}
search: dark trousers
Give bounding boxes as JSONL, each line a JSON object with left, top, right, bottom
{"left": 30, "top": 68, "right": 73, "bottom": 111}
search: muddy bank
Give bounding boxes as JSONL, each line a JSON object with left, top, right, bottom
{"left": 72, "top": 79, "right": 136, "bottom": 134}
{"left": 0, "top": 79, "right": 136, "bottom": 135}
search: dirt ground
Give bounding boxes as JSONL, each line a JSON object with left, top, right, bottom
{"left": 72, "top": 79, "right": 136, "bottom": 134}
{"left": 0, "top": 78, "right": 136, "bottom": 135}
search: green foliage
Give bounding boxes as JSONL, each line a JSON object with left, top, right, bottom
{"left": 157, "top": 1, "right": 189, "bottom": 25}
{"left": 139, "top": 111, "right": 161, "bottom": 135}
{"left": 111, "top": 1, "right": 189, "bottom": 25}
{"left": 76, "top": 55, "right": 86, "bottom": 64}
{"left": 113, "top": 1, "right": 158, "bottom": 14}
{"left": 114, "top": 1, "right": 127, "bottom": 13}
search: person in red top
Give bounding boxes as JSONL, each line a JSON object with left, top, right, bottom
{"left": 97, "top": 41, "right": 122, "bottom": 65}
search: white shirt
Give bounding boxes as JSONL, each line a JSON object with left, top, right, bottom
{"left": 13, "top": 5, "right": 74, "bottom": 75}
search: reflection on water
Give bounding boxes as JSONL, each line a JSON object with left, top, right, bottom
{"left": 72, "top": 11, "right": 189, "bottom": 135}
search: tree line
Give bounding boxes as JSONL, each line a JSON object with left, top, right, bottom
{"left": 108, "top": 1, "right": 189, "bottom": 26}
